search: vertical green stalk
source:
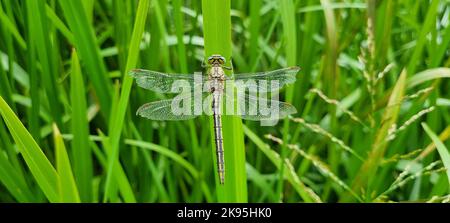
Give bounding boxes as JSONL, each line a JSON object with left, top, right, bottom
{"left": 173, "top": 0, "right": 202, "bottom": 201}
{"left": 59, "top": 0, "right": 113, "bottom": 119}
{"left": 27, "top": 0, "right": 63, "bottom": 127}
{"left": 320, "top": 0, "right": 339, "bottom": 201}
{"left": 406, "top": 0, "right": 439, "bottom": 75}
{"left": 202, "top": 0, "right": 248, "bottom": 202}
{"left": 70, "top": 50, "right": 93, "bottom": 202}
{"left": 248, "top": 0, "right": 261, "bottom": 67}
{"left": 103, "top": 0, "right": 150, "bottom": 202}
{"left": 173, "top": 0, "right": 188, "bottom": 73}
{"left": 278, "top": 0, "right": 297, "bottom": 202}
{"left": 25, "top": 2, "right": 40, "bottom": 142}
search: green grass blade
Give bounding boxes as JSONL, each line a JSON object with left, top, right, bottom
{"left": 173, "top": 0, "right": 188, "bottom": 73}
{"left": 45, "top": 4, "right": 75, "bottom": 44}
{"left": 27, "top": 0, "right": 63, "bottom": 127}
{"left": 53, "top": 124, "right": 81, "bottom": 203}
{"left": 422, "top": 123, "right": 450, "bottom": 184}
{"left": 406, "top": 0, "right": 440, "bottom": 75}
{"left": 25, "top": 3, "right": 40, "bottom": 142}
{"left": 98, "top": 131, "right": 136, "bottom": 203}
{"left": 0, "top": 6, "right": 26, "bottom": 50}
{"left": 70, "top": 49, "right": 93, "bottom": 202}
{"left": 81, "top": 0, "right": 95, "bottom": 24}
{"left": 243, "top": 125, "right": 321, "bottom": 202}
{"left": 0, "top": 148, "right": 34, "bottom": 202}
{"left": 349, "top": 69, "right": 407, "bottom": 201}
{"left": 279, "top": 0, "right": 299, "bottom": 201}
{"left": 0, "top": 96, "right": 59, "bottom": 202}
{"left": 0, "top": 57, "right": 14, "bottom": 110}
{"left": 248, "top": 0, "right": 261, "bottom": 67}
{"left": 202, "top": 0, "right": 248, "bottom": 202}
{"left": 59, "top": 0, "right": 112, "bottom": 119}
{"left": 103, "top": 0, "right": 149, "bottom": 202}
{"left": 406, "top": 68, "right": 450, "bottom": 89}
{"left": 125, "top": 139, "right": 200, "bottom": 179}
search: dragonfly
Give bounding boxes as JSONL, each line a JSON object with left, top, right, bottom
{"left": 130, "top": 54, "right": 300, "bottom": 184}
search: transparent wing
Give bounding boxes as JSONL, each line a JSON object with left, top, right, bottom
{"left": 230, "top": 66, "right": 300, "bottom": 92}
{"left": 224, "top": 93, "right": 297, "bottom": 120}
{"left": 136, "top": 92, "right": 210, "bottom": 120}
{"left": 129, "top": 69, "right": 205, "bottom": 93}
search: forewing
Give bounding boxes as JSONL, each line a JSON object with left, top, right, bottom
{"left": 129, "top": 69, "right": 203, "bottom": 93}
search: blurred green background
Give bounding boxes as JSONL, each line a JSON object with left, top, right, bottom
{"left": 0, "top": 0, "right": 449, "bottom": 203}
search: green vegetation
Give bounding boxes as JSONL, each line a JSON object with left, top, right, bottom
{"left": 0, "top": 0, "right": 449, "bottom": 203}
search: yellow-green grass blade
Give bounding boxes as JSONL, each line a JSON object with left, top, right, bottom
{"left": 279, "top": 0, "right": 299, "bottom": 201}
{"left": 98, "top": 131, "right": 136, "bottom": 203}
{"left": 422, "top": 123, "right": 450, "bottom": 185}
{"left": 319, "top": 0, "right": 340, "bottom": 201}
{"left": 349, "top": 69, "right": 407, "bottom": 201}
{"left": 53, "top": 124, "right": 81, "bottom": 203}
{"left": 81, "top": 0, "right": 95, "bottom": 24}
{"left": 103, "top": 0, "right": 149, "bottom": 202}
{"left": 70, "top": 50, "right": 93, "bottom": 202}
{"left": 202, "top": 0, "right": 248, "bottom": 202}
{"left": 58, "top": 0, "right": 112, "bottom": 119}
{"left": 0, "top": 96, "right": 59, "bottom": 202}
{"left": 407, "top": 68, "right": 450, "bottom": 89}
{"left": 64, "top": 131, "right": 135, "bottom": 202}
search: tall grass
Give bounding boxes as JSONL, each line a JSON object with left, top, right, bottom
{"left": 0, "top": 0, "right": 449, "bottom": 203}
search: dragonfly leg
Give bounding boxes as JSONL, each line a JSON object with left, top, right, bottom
{"left": 223, "top": 57, "right": 235, "bottom": 78}
{"left": 222, "top": 56, "right": 233, "bottom": 70}
{"left": 201, "top": 60, "right": 211, "bottom": 68}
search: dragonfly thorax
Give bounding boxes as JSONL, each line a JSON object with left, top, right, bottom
{"left": 208, "top": 66, "right": 226, "bottom": 80}
{"left": 207, "top": 66, "right": 225, "bottom": 94}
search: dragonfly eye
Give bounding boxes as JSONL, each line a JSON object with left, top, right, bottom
{"left": 207, "top": 55, "right": 226, "bottom": 65}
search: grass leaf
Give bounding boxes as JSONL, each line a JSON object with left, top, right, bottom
{"left": 0, "top": 96, "right": 59, "bottom": 202}
{"left": 422, "top": 123, "right": 450, "bottom": 184}
{"left": 407, "top": 68, "right": 450, "bottom": 89}
{"left": 103, "top": 0, "right": 150, "bottom": 202}
{"left": 350, "top": 69, "right": 407, "bottom": 201}
{"left": 70, "top": 49, "right": 93, "bottom": 202}
{"left": 53, "top": 124, "right": 81, "bottom": 203}
{"left": 244, "top": 125, "right": 321, "bottom": 202}
{"left": 59, "top": 0, "right": 112, "bottom": 118}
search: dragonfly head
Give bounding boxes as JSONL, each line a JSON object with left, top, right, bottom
{"left": 207, "top": 54, "right": 226, "bottom": 66}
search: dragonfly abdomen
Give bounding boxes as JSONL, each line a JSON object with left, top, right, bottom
{"left": 212, "top": 91, "right": 225, "bottom": 184}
